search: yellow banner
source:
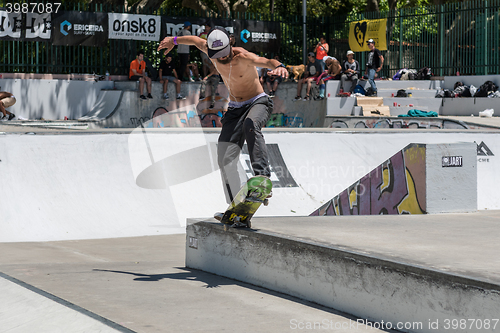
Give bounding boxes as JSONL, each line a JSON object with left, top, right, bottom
{"left": 349, "top": 19, "right": 387, "bottom": 52}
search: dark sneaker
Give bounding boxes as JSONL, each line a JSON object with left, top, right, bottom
{"left": 371, "top": 91, "right": 378, "bottom": 97}
{"left": 209, "top": 102, "right": 215, "bottom": 109}
{"left": 292, "top": 95, "right": 302, "bottom": 101}
{"left": 176, "top": 94, "right": 186, "bottom": 100}
{"left": 140, "top": 95, "right": 147, "bottom": 100}
{"left": 303, "top": 95, "right": 310, "bottom": 101}
{"left": 199, "top": 94, "right": 205, "bottom": 100}
{"left": 147, "top": 93, "right": 153, "bottom": 99}
{"left": 163, "top": 93, "right": 169, "bottom": 100}
{"left": 8, "top": 113, "right": 15, "bottom": 120}
{"left": 269, "top": 91, "right": 275, "bottom": 97}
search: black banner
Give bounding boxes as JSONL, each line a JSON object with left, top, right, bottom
{"left": 0, "top": 10, "right": 51, "bottom": 42}
{"left": 52, "top": 11, "right": 107, "bottom": 47}
{"left": 161, "top": 17, "right": 280, "bottom": 54}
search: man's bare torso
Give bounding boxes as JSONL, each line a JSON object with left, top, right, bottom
{"left": 210, "top": 47, "right": 264, "bottom": 102}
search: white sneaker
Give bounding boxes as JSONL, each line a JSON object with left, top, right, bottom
{"left": 176, "top": 94, "right": 186, "bottom": 100}
{"left": 163, "top": 93, "right": 169, "bottom": 100}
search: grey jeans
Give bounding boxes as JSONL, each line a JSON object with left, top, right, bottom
{"left": 218, "top": 94, "right": 273, "bottom": 202}
{"left": 340, "top": 73, "right": 358, "bottom": 93}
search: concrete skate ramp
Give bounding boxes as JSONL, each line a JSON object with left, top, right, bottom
{"left": 78, "top": 90, "right": 122, "bottom": 121}
{"left": 2, "top": 128, "right": 500, "bottom": 242}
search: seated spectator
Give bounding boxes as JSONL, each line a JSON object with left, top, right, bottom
{"left": 340, "top": 51, "right": 360, "bottom": 94}
{"left": 293, "top": 52, "right": 322, "bottom": 101}
{"left": 313, "top": 56, "right": 342, "bottom": 99}
{"left": 266, "top": 55, "right": 283, "bottom": 97}
{"left": 158, "top": 54, "right": 185, "bottom": 100}
{"left": 199, "top": 62, "right": 220, "bottom": 109}
{"left": 0, "top": 91, "right": 16, "bottom": 120}
{"left": 186, "top": 62, "right": 202, "bottom": 81}
{"left": 256, "top": 67, "right": 267, "bottom": 90}
{"left": 129, "top": 50, "right": 152, "bottom": 100}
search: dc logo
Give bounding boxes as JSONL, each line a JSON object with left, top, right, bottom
{"left": 60, "top": 20, "right": 72, "bottom": 36}
{"left": 241, "top": 29, "right": 250, "bottom": 43}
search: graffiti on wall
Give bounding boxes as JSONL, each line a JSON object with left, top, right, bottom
{"left": 328, "top": 118, "right": 470, "bottom": 130}
{"left": 310, "top": 144, "right": 426, "bottom": 216}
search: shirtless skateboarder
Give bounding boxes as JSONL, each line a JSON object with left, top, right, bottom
{"left": 158, "top": 27, "right": 288, "bottom": 204}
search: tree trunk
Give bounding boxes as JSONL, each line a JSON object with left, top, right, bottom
{"left": 366, "top": 0, "right": 379, "bottom": 12}
{"left": 214, "top": 0, "right": 231, "bottom": 17}
{"left": 232, "top": 0, "right": 253, "bottom": 14}
{"left": 181, "top": 0, "right": 216, "bottom": 16}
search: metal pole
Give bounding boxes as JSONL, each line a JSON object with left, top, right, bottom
{"left": 303, "top": 0, "right": 306, "bottom": 64}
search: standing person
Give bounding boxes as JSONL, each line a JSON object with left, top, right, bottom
{"left": 340, "top": 50, "right": 360, "bottom": 94}
{"left": 198, "top": 21, "right": 212, "bottom": 77}
{"left": 199, "top": 62, "right": 220, "bottom": 109}
{"left": 158, "top": 54, "right": 185, "bottom": 100}
{"left": 314, "top": 36, "right": 329, "bottom": 71}
{"left": 0, "top": 91, "right": 16, "bottom": 120}
{"left": 177, "top": 21, "right": 192, "bottom": 81}
{"left": 158, "top": 27, "right": 288, "bottom": 205}
{"left": 293, "top": 52, "right": 322, "bottom": 101}
{"left": 365, "top": 39, "right": 384, "bottom": 97}
{"left": 129, "top": 50, "right": 152, "bottom": 100}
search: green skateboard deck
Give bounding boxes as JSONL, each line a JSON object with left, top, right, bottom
{"left": 216, "top": 176, "right": 272, "bottom": 228}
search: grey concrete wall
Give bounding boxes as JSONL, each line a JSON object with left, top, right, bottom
{"left": 186, "top": 221, "right": 500, "bottom": 333}
{"left": 443, "top": 75, "right": 500, "bottom": 90}
{"left": 426, "top": 143, "right": 477, "bottom": 213}
{"left": 91, "top": 81, "right": 326, "bottom": 128}
{"left": 0, "top": 78, "right": 113, "bottom": 120}
{"left": 441, "top": 98, "right": 500, "bottom": 116}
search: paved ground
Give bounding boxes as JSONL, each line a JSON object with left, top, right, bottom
{"left": 0, "top": 234, "right": 388, "bottom": 333}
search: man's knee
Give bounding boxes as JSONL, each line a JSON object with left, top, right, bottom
{"left": 243, "top": 117, "right": 264, "bottom": 135}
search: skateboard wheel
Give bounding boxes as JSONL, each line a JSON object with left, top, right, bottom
{"left": 263, "top": 199, "right": 269, "bottom": 206}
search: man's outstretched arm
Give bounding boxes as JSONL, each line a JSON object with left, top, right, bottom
{"left": 158, "top": 36, "right": 208, "bottom": 56}
{"left": 240, "top": 52, "right": 288, "bottom": 79}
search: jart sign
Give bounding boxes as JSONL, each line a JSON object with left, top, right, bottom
{"left": 108, "top": 13, "right": 160, "bottom": 41}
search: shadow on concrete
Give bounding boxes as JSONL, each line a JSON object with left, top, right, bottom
{"left": 93, "top": 267, "right": 397, "bottom": 332}
{"left": 93, "top": 267, "right": 231, "bottom": 289}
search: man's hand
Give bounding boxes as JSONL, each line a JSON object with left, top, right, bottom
{"left": 158, "top": 37, "right": 175, "bottom": 56}
{"left": 267, "top": 66, "right": 288, "bottom": 79}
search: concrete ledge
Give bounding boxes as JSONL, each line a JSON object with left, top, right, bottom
{"left": 186, "top": 219, "right": 500, "bottom": 333}
{"left": 0, "top": 73, "right": 128, "bottom": 81}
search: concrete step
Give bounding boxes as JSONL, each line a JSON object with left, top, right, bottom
{"left": 326, "top": 80, "right": 442, "bottom": 96}
{"left": 187, "top": 214, "right": 500, "bottom": 333}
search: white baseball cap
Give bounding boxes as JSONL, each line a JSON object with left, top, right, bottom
{"left": 347, "top": 50, "right": 354, "bottom": 56}
{"left": 207, "top": 27, "right": 231, "bottom": 59}
{"left": 322, "top": 56, "right": 333, "bottom": 62}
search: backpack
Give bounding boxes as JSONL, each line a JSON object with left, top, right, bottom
{"left": 396, "top": 89, "right": 407, "bottom": 97}
{"left": 475, "top": 81, "right": 499, "bottom": 97}
{"left": 365, "top": 87, "right": 375, "bottom": 96}
{"left": 353, "top": 84, "right": 366, "bottom": 95}
{"left": 416, "top": 67, "right": 431, "bottom": 80}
